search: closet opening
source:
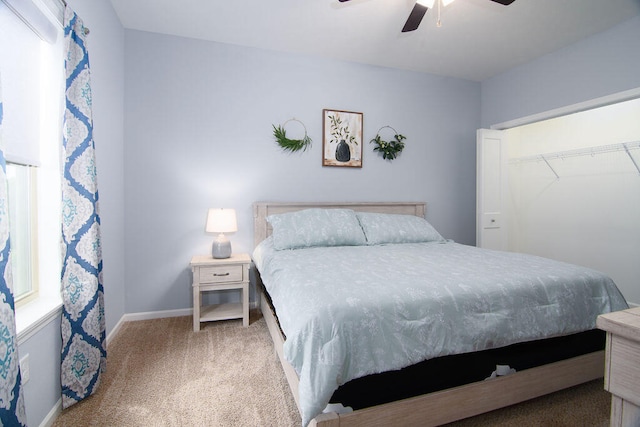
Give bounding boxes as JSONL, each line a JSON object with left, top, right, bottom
{"left": 489, "top": 94, "right": 640, "bottom": 306}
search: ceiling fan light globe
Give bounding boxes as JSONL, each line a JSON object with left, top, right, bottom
{"left": 417, "top": 0, "right": 435, "bottom": 8}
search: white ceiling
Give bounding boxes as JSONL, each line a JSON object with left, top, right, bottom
{"left": 109, "top": 0, "right": 640, "bottom": 81}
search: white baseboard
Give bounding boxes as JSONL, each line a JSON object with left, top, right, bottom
{"left": 120, "top": 307, "right": 193, "bottom": 323}
{"left": 108, "top": 302, "right": 259, "bottom": 340}
{"left": 39, "top": 398, "right": 61, "bottom": 427}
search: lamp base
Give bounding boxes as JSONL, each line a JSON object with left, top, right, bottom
{"left": 212, "top": 234, "right": 232, "bottom": 259}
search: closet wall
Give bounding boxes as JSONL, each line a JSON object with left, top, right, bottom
{"left": 506, "top": 98, "right": 640, "bottom": 305}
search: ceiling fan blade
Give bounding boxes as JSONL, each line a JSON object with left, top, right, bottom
{"left": 402, "top": 3, "right": 428, "bottom": 33}
{"left": 489, "top": 0, "right": 516, "bottom": 5}
{"left": 338, "top": 0, "right": 351, "bottom": 2}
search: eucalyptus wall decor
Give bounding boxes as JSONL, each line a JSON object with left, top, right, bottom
{"left": 370, "top": 125, "right": 406, "bottom": 160}
{"left": 272, "top": 118, "right": 312, "bottom": 153}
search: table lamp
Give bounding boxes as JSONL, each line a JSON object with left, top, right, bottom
{"left": 206, "top": 208, "right": 237, "bottom": 258}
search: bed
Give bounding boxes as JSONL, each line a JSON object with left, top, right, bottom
{"left": 252, "top": 201, "right": 628, "bottom": 426}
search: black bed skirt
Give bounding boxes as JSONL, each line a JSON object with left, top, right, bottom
{"left": 260, "top": 284, "right": 604, "bottom": 411}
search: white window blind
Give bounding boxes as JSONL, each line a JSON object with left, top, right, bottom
{"left": 0, "top": 0, "right": 63, "bottom": 166}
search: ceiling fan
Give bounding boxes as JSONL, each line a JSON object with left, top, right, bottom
{"left": 338, "top": 0, "right": 516, "bottom": 33}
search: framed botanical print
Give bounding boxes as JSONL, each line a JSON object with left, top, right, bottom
{"left": 322, "top": 109, "right": 363, "bottom": 167}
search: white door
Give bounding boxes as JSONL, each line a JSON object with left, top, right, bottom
{"left": 476, "top": 129, "right": 508, "bottom": 250}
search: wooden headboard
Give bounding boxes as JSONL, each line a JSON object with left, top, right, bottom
{"left": 252, "top": 201, "right": 426, "bottom": 248}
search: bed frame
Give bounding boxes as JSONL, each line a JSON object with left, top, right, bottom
{"left": 253, "top": 201, "right": 605, "bottom": 427}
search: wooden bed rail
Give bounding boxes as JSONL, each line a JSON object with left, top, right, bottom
{"left": 310, "top": 351, "right": 604, "bottom": 426}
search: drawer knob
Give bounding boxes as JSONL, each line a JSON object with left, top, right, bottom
{"left": 213, "top": 272, "right": 230, "bottom": 277}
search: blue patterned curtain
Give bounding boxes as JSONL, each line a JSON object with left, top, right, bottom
{"left": 60, "top": 7, "right": 106, "bottom": 409}
{"left": 0, "top": 75, "right": 27, "bottom": 426}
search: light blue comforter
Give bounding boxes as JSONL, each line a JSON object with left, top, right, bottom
{"left": 253, "top": 239, "right": 628, "bottom": 426}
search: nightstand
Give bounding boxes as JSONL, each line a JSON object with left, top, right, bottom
{"left": 190, "top": 253, "right": 250, "bottom": 331}
{"left": 597, "top": 306, "right": 640, "bottom": 427}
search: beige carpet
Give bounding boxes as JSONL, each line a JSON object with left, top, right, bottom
{"left": 53, "top": 313, "right": 611, "bottom": 427}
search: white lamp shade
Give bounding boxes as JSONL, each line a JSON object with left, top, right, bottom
{"left": 205, "top": 208, "right": 238, "bottom": 233}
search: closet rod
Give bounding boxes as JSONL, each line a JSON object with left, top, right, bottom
{"left": 509, "top": 140, "right": 640, "bottom": 177}
{"left": 510, "top": 141, "right": 640, "bottom": 163}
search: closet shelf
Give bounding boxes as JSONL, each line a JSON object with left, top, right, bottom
{"left": 509, "top": 140, "right": 640, "bottom": 177}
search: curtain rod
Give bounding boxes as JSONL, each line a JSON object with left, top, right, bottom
{"left": 2, "top": 0, "right": 90, "bottom": 40}
{"left": 56, "top": 0, "right": 90, "bottom": 34}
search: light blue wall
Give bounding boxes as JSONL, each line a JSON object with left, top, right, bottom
{"left": 20, "top": 319, "right": 61, "bottom": 427}
{"left": 481, "top": 15, "right": 640, "bottom": 128}
{"left": 123, "top": 30, "right": 481, "bottom": 313}
{"left": 17, "top": 1, "right": 125, "bottom": 425}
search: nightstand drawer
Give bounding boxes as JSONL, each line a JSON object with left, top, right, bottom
{"left": 199, "top": 264, "right": 243, "bottom": 283}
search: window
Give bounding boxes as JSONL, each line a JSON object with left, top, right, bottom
{"left": 6, "top": 163, "right": 39, "bottom": 305}
{"left": 1, "top": 0, "right": 65, "bottom": 335}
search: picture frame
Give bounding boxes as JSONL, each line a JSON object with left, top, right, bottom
{"left": 322, "top": 109, "right": 363, "bottom": 167}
